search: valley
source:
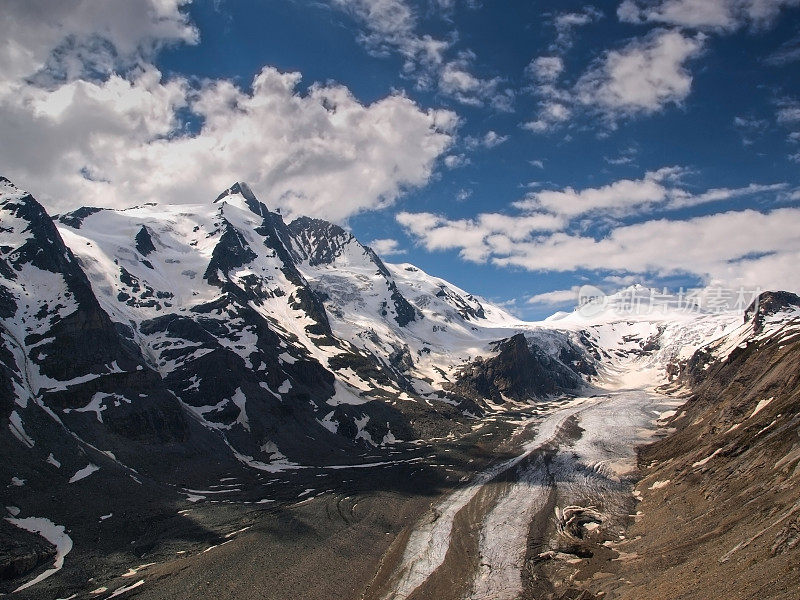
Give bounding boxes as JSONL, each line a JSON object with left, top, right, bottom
{"left": 15, "top": 385, "right": 673, "bottom": 600}
{"left": 3, "top": 177, "right": 799, "bottom": 600}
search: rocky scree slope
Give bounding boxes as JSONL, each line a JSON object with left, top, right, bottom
{"left": 583, "top": 291, "right": 800, "bottom": 600}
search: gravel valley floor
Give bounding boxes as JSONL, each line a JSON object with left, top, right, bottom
{"left": 12, "top": 385, "right": 689, "bottom": 600}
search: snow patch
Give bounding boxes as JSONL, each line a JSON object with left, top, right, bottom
{"left": 5, "top": 517, "right": 73, "bottom": 592}
{"left": 69, "top": 463, "right": 100, "bottom": 483}
{"left": 692, "top": 448, "right": 723, "bottom": 468}
{"left": 317, "top": 411, "right": 338, "bottom": 434}
{"left": 8, "top": 411, "right": 34, "bottom": 448}
{"left": 327, "top": 380, "right": 368, "bottom": 406}
{"left": 230, "top": 388, "right": 250, "bottom": 431}
{"left": 749, "top": 397, "right": 774, "bottom": 419}
{"left": 278, "top": 352, "right": 297, "bottom": 364}
{"left": 107, "top": 579, "right": 145, "bottom": 598}
{"left": 648, "top": 480, "right": 671, "bottom": 490}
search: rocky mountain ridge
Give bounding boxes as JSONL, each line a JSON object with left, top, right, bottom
{"left": 1, "top": 177, "right": 591, "bottom": 544}
{"left": 3, "top": 175, "right": 798, "bottom": 598}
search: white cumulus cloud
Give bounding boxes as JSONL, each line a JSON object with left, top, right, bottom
{"left": 369, "top": 238, "right": 407, "bottom": 255}
{"left": 397, "top": 168, "right": 796, "bottom": 292}
{"left": 0, "top": 1, "right": 458, "bottom": 222}
{"left": 527, "top": 287, "right": 582, "bottom": 306}
{"left": 524, "top": 29, "right": 706, "bottom": 132}
{"left": 575, "top": 29, "right": 705, "bottom": 119}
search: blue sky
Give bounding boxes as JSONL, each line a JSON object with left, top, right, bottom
{"left": 2, "top": 0, "right": 800, "bottom": 318}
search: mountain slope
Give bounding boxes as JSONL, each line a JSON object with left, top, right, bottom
{"left": 5, "top": 175, "right": 795, "bottom": 599}
{"left": 579, "top": 291, "right": 800, "bottom": 599}
{"left": 0, "top": 177, "right": 589, "bottom": 503}
{"left": 0, "top": 176, "right": 597, "bottom": 594}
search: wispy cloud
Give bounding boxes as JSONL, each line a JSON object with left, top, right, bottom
{"left": 464, "top": 130, "right": 509, "bottom": 150}
{"left": 526, "top": 56, "right": 564, "bottom": 82}
{"left": 551, "top": 6, "right": 604, "bottom": 51}
{"left": 444, "top": 153, "right": 471, "bottom": 168}
{"left": 523, "top": 29, "right": 705, "bottom": 132}
{"left": 775, "top": 98, "right": 800, "bottom": 148}
{"left": 515, "top": 169, "right": 786, "bottom": 218}
{"left": 618, "top": 0, "right": 800, "bottom": 32}
{"left": 398, "top": 168, "right": 794, "bottom": 289}
{"left": 765, "top": 33, "right": 800, "bottom": 64}
{"left": 328, "top": 0, "right": 513, "bottom": 109}
{"left": 456, "top": 188, "right": 473, "bottom": 201}
{"left": 526, "top": 287, "right": 581, "bottom": 306}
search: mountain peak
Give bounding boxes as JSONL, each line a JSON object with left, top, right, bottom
{"left": 214, "top": 181, "right": 256, "bottom": 203}
{"left": 744, "top": 290, "right": 800, "bottom": 333}
{"left": 0, "top": 176, "right": 30, "bottom": 202}
{"left": 214, "top": 182, "right": 269, "bottom": 218}
{"left": 288, "top": 216, "right": 358, "bottom": 267}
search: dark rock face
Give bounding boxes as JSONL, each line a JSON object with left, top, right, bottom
{"left": 364, "top": 246, "right": 392, "bottom": 279}
{"left": 134, "top": 225, "right": 156, "bottom": 256}
{"left": 203, "top": 221, "right": 258, "bottom": 287}
{"left": 0, "top": 342, "right": 19, "bottom": 420}
{"left": 452, "top": 334, "right": 585, "bottom": 404}
{"left": 387, "top": 281, "right": 419, "bottom": 327}
{"left": 117, "top": 265, "right": 173, "bottom": 310}
{"left": 559, "top": 344, "right": 598, "bottom": 377}
{"left": 388, "top": 345, "right": 414, "bottom": 373}
{"left": 434, "top": 285, "right": 487, "bottom": 321}
{"left": 744, "top": 290, "right": 800, "bottom": 334}
{"left": 288, "top": 216, "right": 354, "bottom": 266}
{"left": 0, "top": 521, "right": 56, "bottom": 583}
{"left": 257, "top": 212, "right": 304, "bottom": 283}
{"left": 56, "top": 206, "right": 104, "bottom": 229}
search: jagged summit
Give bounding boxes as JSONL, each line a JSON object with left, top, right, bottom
{"left": 214, "top": 181, "right": 269, "bottom": 217}
{"left": 214, "top": 181, "right": 257, "bottom": 204}
{"left": 744, "top": 290, "right": 800, "bottom": 333}
{"left": 288, "top": 215, "right": 357, "bottom": 267}
{"left": 0, "top": 175, "right": 17, "bottom": 191}
{"left": 0, "top": 176, "right": 40, "bottom": 214}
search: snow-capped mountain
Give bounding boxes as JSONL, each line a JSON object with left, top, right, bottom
{"left": 6, "top": 175, "right": 796, "bottom": 476}
{"left": 541, "top": 284, "right": 746, "bottom": 386}
{"left": 1, "top": 176, "right": 589, "bottom": 489}
{"left": 4, "top": 175, "right": 800, "bottom": 597}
